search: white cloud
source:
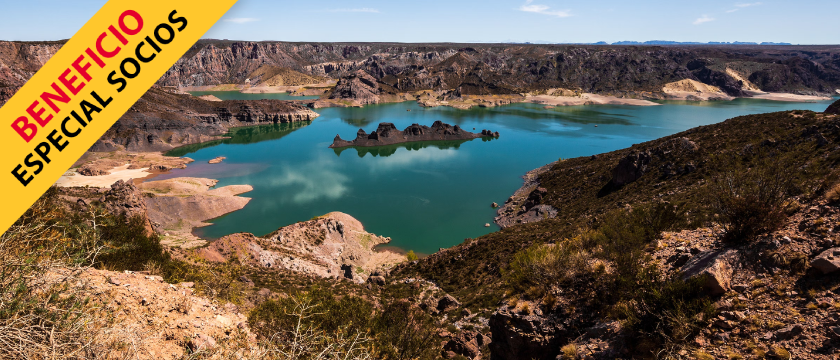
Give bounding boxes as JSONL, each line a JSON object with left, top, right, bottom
{"left": 326, "top": 8, "right": 380, "bottom": 13}
{"left": 223, "top": 18, "right": 259, "bottom": 24}
{"left": 693, "top": 15, "right": 715, "bottom": 25}
{"left": 519, "top": 0, "right": 571, "bottom": 18}
{"left": 727, "top": 2, "right": 762, "bottom": 13}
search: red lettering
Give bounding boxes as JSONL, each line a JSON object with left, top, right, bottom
{"left": 71, "top": 54, "right": 93, "bottom": 81}
{"left": 40, "top": 83, "right": 71, "bottom": 113}
{"left": 26, "top": 101, "right": 52, "bottom": 127}
{"left": 11, "top": 116, "right": 37, "bottom": 143}
{"left": 96, "top": 32, "right": 121, "bottom": 57}
{"left": 85, "top": 48, "right": 106, "bottom": 67}
{"left": 108, "top": 25, "right": 128, "bottom": 45}
{"left": 58, "top": 68, "right": 85, "bottom": 95}
{"left": 118, "top": 10, "right": 143, "bottom": 36}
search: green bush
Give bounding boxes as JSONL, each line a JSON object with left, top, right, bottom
{"left": 709, "top": 153, "right": 794, "bottom": 242}
{"left": 406, "top": 250, "right": 418, "bottom": 261}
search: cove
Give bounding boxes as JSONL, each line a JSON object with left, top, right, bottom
{"left": 156, "top": 96, "right": 838, "bottom": 254}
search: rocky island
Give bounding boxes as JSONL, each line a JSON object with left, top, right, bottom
{"left": 329, "top": 120, "right": 499, "bottom": 148}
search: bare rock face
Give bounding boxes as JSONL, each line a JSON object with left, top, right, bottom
{"left": 826, "top": 99, "right": 840, "bottom": 115}
{"left": 489, "top": 305, "right": 568, "bottom": 360}
{"left": 495, "top": 162, "right": 559, "bottom": 228}
{"left": 442, "top": 330, "right": 491, "bottom": 359}
{"left": 611, "top": 151, "right": 652, "bottom": 187}
{"left": 196, "top": 212, "right": 405, "bottom": 282}
{"left": 100, "top": 180, "right": 154, "bottom": 235}
{"left": 328, "top": 70, "right": 381, "bottom": 105}
{"left": 680, "top": 249, "right": 738, "bottom": 295}
{"left": 330, "top": 121, "right": 495, "bottom": 148}
{"left": 811, "top": 248, "right": 840, "bottom": 274}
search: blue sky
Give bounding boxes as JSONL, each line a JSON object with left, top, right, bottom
{"left": 0, "top": 0, "right": 837, "bottom": 44}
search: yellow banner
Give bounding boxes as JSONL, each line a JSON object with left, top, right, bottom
{"left": 0, "top": 1, "right": 237, "bottom": 234}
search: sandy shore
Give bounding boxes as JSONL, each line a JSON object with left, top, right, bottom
{"left": 748, "top": 92, "right": 833, "bottom": 102}
{"left": 241, "top": 81, "right": 335, "bottom": 94}
{"left": 525, "top": 93, "right": 660, "bottom": 106}
{"left": 56, "top": 164, "right": 152, "bottom": 188}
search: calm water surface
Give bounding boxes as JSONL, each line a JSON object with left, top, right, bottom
{"left": 157, "top": 95, "right": 837, "bottom": 254}
{"left": 188, "top": 90, "right": 321, "bottom": 101}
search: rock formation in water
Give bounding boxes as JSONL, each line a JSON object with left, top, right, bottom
{"left": 329, "top": 121, "right": 498, "bottom": 148}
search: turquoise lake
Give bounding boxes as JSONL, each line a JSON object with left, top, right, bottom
{"left": 158, "top": 96, "right": 838, "bottom": 254}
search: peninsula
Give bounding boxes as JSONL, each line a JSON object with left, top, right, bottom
{"left": 329, "top": 121, "right": 499, "bottom": 148}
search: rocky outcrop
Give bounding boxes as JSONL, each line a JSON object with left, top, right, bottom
{"left": 327, "top": 70, "right": 381, "bottom": 105}
{"left": 196, "top": 212, "right": 406, "bottom": 283}
{"left": 330, "top": 121, "right": 496, "bottom": 148}
{"left": 679, "top": 249, "right": 738, "bottom": 295}
{"left": 489, "top": 304, "right": 568, "bottom": 360}
{"left": 442, "top": 330, "right": 491, "bottom": 359}
{"left": 100, "top": 180, "right": 154, "bottom": 235}
{"left": 826, "top": 99, "right": 840, "bottom": 115}
{"left": 495, "top": 162, "right": 560, "bottom": 228}
{"left": 610, "top": 151, "right": 652, "bottom": 187}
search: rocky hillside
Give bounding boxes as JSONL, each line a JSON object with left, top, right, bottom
{"left": 395, "top": 103, "right": 840, "bottom": 359}
{"left": 156, "top": 41, "right": 840, "bottom": 99}
{"left": 3, "top": 40, "right": 839, "bottom": 105}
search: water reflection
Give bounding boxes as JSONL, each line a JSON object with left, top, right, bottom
{"left": 332, "top": 139, "right": 476, "bottom": 158}
{"left": 266, "top": 155, "right": 350, "bottom": 204}
{"left": 166, "top": 121, "right": 311, "bottom": 157}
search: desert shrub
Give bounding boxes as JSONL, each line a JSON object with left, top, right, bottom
{"left": 371, "top": 300, "right": 438, "bottom": 360}
{"left": 406, "top": 250, "right": 418, "bottom": 261}
{"left": 613, "top": 268, "right": 714, "bottom": 347}
{"left": 249, "top": 288, "right": 374, "bottom": 354}
{"left": 709, "top": 153, "right": 795, "bottom": 242}
{"left": 503, "top": 241, "right": 593, "bottom": 296}
{"left": 248, "top": 293, "right": 373, "bottom": 360}
{"left": 94, "top": 213, "right": 170, "bottom": 271}
{"left": 0, "top": 189, "right": 116, "bottom": 359}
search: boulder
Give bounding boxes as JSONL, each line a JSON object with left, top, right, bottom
{"left": 680, "top": 250, "right": 737, "bottom": 295}
{"left": 811, "top": 248, "right": 840, "bottom": 274}
{"left": 367, "top": 275, "right": 386, "bottom": 286}
{"left": 773, "top": 324, "right": 804, "bottom": 340}
{"left": 437, "top": 294, "right": 461, "bottom": 313}
{"left": 188, "top": 333, "right": 216, "bottom": 352}
{"left": 489, "top": 306, "right": 567, "bottom": 360}
{"left": 610, "top": 151, "right": 652, "bottom": 186}
{"left": 442, "top": 330, "right": 490, "bottom": 359}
